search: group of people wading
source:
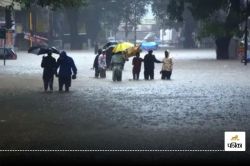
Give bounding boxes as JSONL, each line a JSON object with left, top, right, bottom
{"left": 93, "top": 49, "right": 173, "bottom": 82}
{"left": 41, "top": 50, "right": 77, "bottom": 92}
{"left": 40, "top": 48, "right": 173, "bottom": 92}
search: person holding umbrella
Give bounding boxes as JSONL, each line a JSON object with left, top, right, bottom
{"left": 41, "top": 49, "right": 57, "bottom": 92}
{"left": 111, "top": 51, "right": 127, "bottom": 81}
{"left": 56, "top": 51, "right": 77, "bottom": 92}
{"left": 111, "top": 42, "right": 133, "bottom": 81}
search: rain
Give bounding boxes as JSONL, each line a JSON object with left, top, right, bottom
{"left": 0, "top": 0, "right": 250, "bottom": 165}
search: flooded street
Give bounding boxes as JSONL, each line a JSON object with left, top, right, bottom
{"left": 0, "top": 49, "right": 250, "bottom": 163}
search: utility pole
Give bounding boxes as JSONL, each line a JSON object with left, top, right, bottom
{"left": 29, "top": 8, "right": 33, "bottom": 47}
{"left": 244, "top": 0, "right": 249, "bottom": 65}
{"left": 0, "top": 28, "right": 6, "bottom": 66}
{"left": 134, "top": 0, "right": 137, "bottom": 46}
{"left": 49, "top": 9, "right": 54, "bottom": 46}
{"left": 4, "top": 5, "right": 14, "bottom": 66}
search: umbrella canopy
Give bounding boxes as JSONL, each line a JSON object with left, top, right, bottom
{"left": 124, "top": 46, "right": 141, "bottom": 58}
{"left": 104, "top": 44, "right": 117, "bottom": 52}
{"left": 140, "top": 42, "right": 158, "bottom": 51}
{"left": 112, "top": 42, "right": 134, "bottom": 53}
{"left": 28, "top": 46, "right": 60, "bottom": 55}
{"left": 103, "top": 42, "right": 118, "bottom": 50}
{"left": 51, "top": 47, "right": 60, "bottom": 54}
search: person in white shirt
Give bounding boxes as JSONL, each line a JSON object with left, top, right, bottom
{"left": 161, "top": 50, "right": 173, "bottom": 80}
{"left": 98, "top": 50, "right": 107, "bottom": 78}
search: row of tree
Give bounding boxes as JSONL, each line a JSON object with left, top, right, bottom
{"left": 152, "top": 0, "right": 250, "bottom": 59}
{"left": 13, "top": 0, "right": 250, "bottom": 59}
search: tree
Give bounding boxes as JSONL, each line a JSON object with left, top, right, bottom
{"left": 75, "top": 0, "right": 123, "bottom": 45}
{"left": 99, "top": 0, "right": 124, "bottom": 41}
{"left": 152, "top": 0, "right": 197, "bottom": 48}
{"left": 85, "top": 0, "right": 150, "bottom": 43}
{"left": 185, "top": 0, "right": 241, "bottom": 59}
{"left": 122, "top": 0, "right": 151, "bottom": 42}
{"left": 152, "top": 0, "right": 181, "bottom": 30}
{"left": 152, "top": 0, "right": 248, "bottom": 59}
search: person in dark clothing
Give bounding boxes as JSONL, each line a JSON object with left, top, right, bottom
{"left": 93, "top": 49, "right": 102, "bottom": 78}
{"left": 132, "top": 52, "right": 143, "bottom": 80}
{"left": 94, "top": 42, "right": 99, "bottom": 54}
{"left": 56, "top": 51, "right": 77, "bottom": 92}
{"left": 41, "top": 51, "right": 56, "bottom": 92}
{"left": 105, "top": 47, "right": 113, "bottom": 70}
{"left": 143, "top": 50, "right": 162, "bottom": 80}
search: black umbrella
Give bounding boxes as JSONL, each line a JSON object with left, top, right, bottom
{"left": 51, "top": 47, "right": 60, "bottom": 54}
{"left": 28, "top": 46, "right": 60, "bottom": 55}
{"left": 103, "top": 42, "right": 118, "bottom": 50}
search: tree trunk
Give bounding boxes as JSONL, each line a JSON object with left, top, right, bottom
{"left": 183, "top": 27, "right": 195, "bottom": 48}
{"left": 215, "top": 36, "right": 231, "bottom": 59}
{"left": 66, "top": 8, "right": 81, "bottom": 50}
{"left": 182, "top": 5, "right": 196, "bottom": 48}
{"left": 85, "top": 10, "right": 101, "bottom": 45}
{"left": 125, "top": 21, "right": 129, "bottom": 41}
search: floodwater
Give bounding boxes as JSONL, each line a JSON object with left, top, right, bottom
{"left": 0, "top": 49, "right": 250, "bottom": 163}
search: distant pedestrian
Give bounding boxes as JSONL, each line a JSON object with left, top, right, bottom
{"left": 94, "top": 42, "right": 99, "bottom": 54}
{"left": 56, "top": 51, "right": 77, "bottom": 92}
{"left": 98, "top": 50, "right": 107, "bottom": 78}
{"left": 143, "top": 50, "right": 162, "bottom": 80}
{"left": 93, "top": 49, "right": 102, "bottom": 78}
{"left": 132, "top": 52, "right": 143, "bottom": 80}
{"left": 161, "top": 50, "right": 173, "bottom": 80}
{"left": 41, "top": 50, "right": 56, "bottom": 92}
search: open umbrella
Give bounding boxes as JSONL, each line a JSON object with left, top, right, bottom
{"left": 103, "top": 41, "right": 118, "bottom": 50}
{"left": 28, "top": 46, "right": 60, "bottom": 55}
{"left": 140, "top": 42, "right": 158, "bottom": 51}
{"left": 112, "top": 42, "right": 134, "bottom": 53}
{"left": 124, "top": 45, "right": 141, "bottom": 58}
{"left": 51, "top": 47, "right": 60, "bottom": 54}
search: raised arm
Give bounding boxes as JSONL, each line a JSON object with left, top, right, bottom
{"left": 71, "top": 59, "right": 77, "bottom": 75}
{"left": 153, "top": 55, "right": 162, "bottom": 63}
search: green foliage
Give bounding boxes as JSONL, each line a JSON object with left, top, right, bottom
{"left": 198, "top": 20, "right": 227, "bottom": 40}
{"left": 14, "top": 0, "right": 87, "bottom": 9}
{"left": 91, "top": 0, "right": 150, "bottom": 40}
{"left": 186, "top": 0, "right": 228, "bottom": 20}
{"left": 152, "top": 0, "right": 246, "bottom": 40}
{"left": 152, "top": 0, "right": 182, "bottom": 29}
{"left": 117, "top": 0, "right": 151, "bottom": 25}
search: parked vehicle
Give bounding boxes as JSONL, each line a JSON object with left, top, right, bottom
{"left": 0, "top": 48, "right": 17, "bottom": 60}
{"left": 238, "top": 40, "right": 250, "bottom": 61}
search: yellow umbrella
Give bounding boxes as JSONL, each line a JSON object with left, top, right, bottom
{"left": 112, "top": 42, "right": 134, "bottom": 53}
{"left": 124, "top": 45, "right": 141, "bottom": 58}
